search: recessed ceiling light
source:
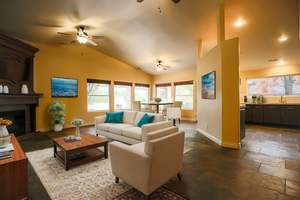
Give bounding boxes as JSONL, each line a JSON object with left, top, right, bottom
{"left": 279, "top": 61, "right": 284, "bottom": 65}
{"left": 236, "top": 21, "right": 243, "bottom": 26}
{"left": 278, "top": 36, "right": 287, "bottom": 41}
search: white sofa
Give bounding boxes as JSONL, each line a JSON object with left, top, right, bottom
{"left": 94, "top": 111, "right": 173, "bottom": 144}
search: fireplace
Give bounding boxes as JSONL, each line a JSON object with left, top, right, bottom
{"left": 0, "top": 32, "right": 42, "bottom": 136}
{"left": 0, "top": 110, "right": 25, "bottom": 136}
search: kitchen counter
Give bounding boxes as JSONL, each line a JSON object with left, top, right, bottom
{"left": 242, "top": 103, "right": 300, "bottom": 106}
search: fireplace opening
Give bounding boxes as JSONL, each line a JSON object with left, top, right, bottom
{"left": 0, "top": 110, "right": 26, "bottom": 137}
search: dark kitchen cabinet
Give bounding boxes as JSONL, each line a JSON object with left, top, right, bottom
{"left": 240, "top": 108, "right": 245, "bottom": 142}
{"left": 281, "top": 106, "right": 299, "bottom": 126}
{"left": 245, "top": 106, "right": 253, "bottom": 122}
{"left": 264, "top": 106, "right": 281, "bottom": 124}
{"left": 252, "top": 106, "right": 264, "bottom": 123}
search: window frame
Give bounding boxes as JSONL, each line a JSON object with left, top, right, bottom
{"left": 156, "top": 83, "right": 172, "bottom": 103}
{"left": 135, "top": 83, "right": 150, "bottom": 103}
{"left": 174, "top": 81, "right": 194, "bottom": 110}
{"left": 114, "top": 81, "right": 133, "bottom": 110}
{"left": 87, "top": 79, "right": 111, "bottom": 112}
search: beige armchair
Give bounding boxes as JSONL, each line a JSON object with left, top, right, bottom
{"left": 109, "top": 127, "right": 185, "bottom": 199}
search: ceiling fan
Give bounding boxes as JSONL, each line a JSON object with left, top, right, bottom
{"left": 57, "top": 26, "right": 104, "bottom": 46}
{"left": 153, "top": 61, "right": 171, "bottom": 71}
{"left": 137, "top": 0, "right": 180, "bottom": 3}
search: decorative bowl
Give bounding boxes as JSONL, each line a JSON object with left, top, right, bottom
{"left": 155, "top": 100, "right": 161, "bottom": 104}
{"left": 0, "top": 136, "right": 10, "bottom": 148}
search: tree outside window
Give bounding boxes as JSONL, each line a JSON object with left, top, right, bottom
{"left": 248, "top": 75, "right": 300, "bottom": 96}
{"left": 87, "top": 83, "right": 110, "bottom": 111}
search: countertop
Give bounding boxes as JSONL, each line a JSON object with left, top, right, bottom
{"left": 241, "top": 103, "right": 300, "bottom": 106}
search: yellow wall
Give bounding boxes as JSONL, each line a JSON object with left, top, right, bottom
{"left": 197, "top": 45, "right": 222, "bottom": 142}
{"left": 34, "top": 44, "right": 152, "bottom": 131}
{"left": 221, "top": 38, "right": 240, "bottom": 145}
{"left": 197, "top": 38, "right": 240, "bottom": 148}
{"left": 151, "top": 69, "right": 197, "bottom": 120}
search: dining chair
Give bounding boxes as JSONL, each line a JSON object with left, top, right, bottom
{"left": 173, "top": 101, "right": 182, "bottom": 124}
{"left": 133, "top": 101, "right": 154, "bottom": 113}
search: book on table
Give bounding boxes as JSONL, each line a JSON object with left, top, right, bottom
{"left": 64, "top": 135, "right": 80, "bottom": 142}
{"left": 0, "top": 151, "right": 12, "bottom": 160}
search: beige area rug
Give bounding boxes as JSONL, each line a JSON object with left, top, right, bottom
{"left": 26, "top": 146, "right": 192, "bottom": 200}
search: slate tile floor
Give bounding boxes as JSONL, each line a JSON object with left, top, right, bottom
{"left": 17, "top": 122, "right": 300, "bottom": 200}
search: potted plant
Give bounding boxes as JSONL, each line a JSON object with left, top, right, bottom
{"left": 155, "top": 98, "right": 162, "bottom": 104}
{"left": 252, "top": 95, "right": 257, "bottom": 103}
{"left": 71, "top": 119, "right": 84, "bottom": 140}
{"left": 47, "top": 100, "right": 66, "bottom": 132}
{"left": 257, "top": 95, "right": 263, "bottom": 103}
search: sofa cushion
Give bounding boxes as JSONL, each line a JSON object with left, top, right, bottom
{"left": 122, "top": 111, "right": 137, "bottom": 125}
{"left": 109, "top": 124, "right": 134, "bottom": 135}
{"left": 97, "top": 123, "right": 116, "bottom": 131}
{"left": 122, "top": 127, "right": 142, "bottom": 140}
{"left": 137, "top": 113, "right": 155, "bottom": 127}
{"left": 134, "top": 112, "right": 164, "bottom": 126}
{"left": 105, "top": 111, "right": 124, "bottom": 123}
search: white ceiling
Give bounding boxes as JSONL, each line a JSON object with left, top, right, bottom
{"left": 0, "top": 0, "right": 299, "bottom": 75}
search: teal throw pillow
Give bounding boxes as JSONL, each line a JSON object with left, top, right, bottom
{"left": 104, "top": 112, "right": 111, "bottom": 123}
{"left": 137, "top": 113, "right": 155, "bottom": 127}
{"left": 106, "top": 111, "right": 124, "bottom": 123}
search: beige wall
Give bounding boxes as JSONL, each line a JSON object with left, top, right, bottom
{"left": 197, "top": 38, "right": 240, "bottom": 148}
{"left": 240, "top": 64, "right": 300, "bottom": 103}
{"left": 34, "top": 44, "right": 152, "bottom": 131}
{"left": 151, "top": 69, "right": 197, "bottom": 120}
{"left": 197, "top": 45, "right": 222, "bottom": 141}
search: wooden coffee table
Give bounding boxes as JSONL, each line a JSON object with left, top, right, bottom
{"left": 53, "top": 133, "right": 108, "bottom": 171}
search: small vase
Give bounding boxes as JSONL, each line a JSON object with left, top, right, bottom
{"left": 0, "top": 126, "right": 9, "bottom": 137}
{"left": 75, "top": 126, "right": 81, "bottom": 140}
{"left": 252, "top": 99, "right": 255, "bottom": 103}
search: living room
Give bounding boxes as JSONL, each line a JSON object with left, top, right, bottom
{"left": 0, "top": 0, "right": 300, "bottom": 200}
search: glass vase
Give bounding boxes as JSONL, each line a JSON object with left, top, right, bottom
{"left": 75, "top": 125, "right": 81, "bottom": 140}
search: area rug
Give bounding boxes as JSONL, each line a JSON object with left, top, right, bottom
{"left": 112, "top": 187, "right": 188, "bottom": 200}
{"left": 26, "top": 146, "right": 192, "bottom": 200}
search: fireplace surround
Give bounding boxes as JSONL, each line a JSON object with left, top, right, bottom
{"left": 0, "top": 32, "right": 42, "bottom": 136}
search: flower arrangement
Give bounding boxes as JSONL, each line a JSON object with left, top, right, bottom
{"left": 47, "top": 100, "right": 67, "bottom": 127}
{"left": 0, "top": 118, "right": 12, "bottom": 127}
{"left": 71, "top": 119, "right": 84, "bottom": 126}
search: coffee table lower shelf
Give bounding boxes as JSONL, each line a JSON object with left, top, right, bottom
{"left": 55, "top": 148, "right": 105, "bottom": 170}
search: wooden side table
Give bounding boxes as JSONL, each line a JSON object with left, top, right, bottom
{"left": 0, "top": 133, "right": 28, "bottom": 200}
{"left": 53, "top": 133, "right": 108, "bottom": 171}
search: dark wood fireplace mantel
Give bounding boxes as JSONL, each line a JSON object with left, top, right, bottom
{"left": 0, "top": 93, "right": 43, "bottom": 105}
{"left": 0, "top": 32, "right": 42, "bottom": 136}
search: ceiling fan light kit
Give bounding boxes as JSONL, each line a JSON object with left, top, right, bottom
{"left": 57, "top": 26, "right": 103, "bottom": 46}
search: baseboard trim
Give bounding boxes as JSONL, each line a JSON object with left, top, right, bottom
{"left": 197, "top": 128, "right": 222, "bottom": 146}
{"left": 221, "top": 141, "right": 241, "bottom": 149}
{"left": 37, "top": 122, "right": 95, "bottom": 133}
{"left": 180, "top": 118, "right": 196, "bottom": 122}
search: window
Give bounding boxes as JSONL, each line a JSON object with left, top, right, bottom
{"left": 175, "top": 81, "right": 193, "bottom": 109}
{"left": 87, "top": 79, "right": 111, "bottom": 111}
{"left": 135, "top": 83, "right": 149, "bottom": 103}
{"left": 114, "top": 81, "right": 132, "bottom": 109}
{"left": 156, "top": 83, "right": 172, "bottom": 102}
{"left": 248, "top": 75, "right": 300, "bottom": 96}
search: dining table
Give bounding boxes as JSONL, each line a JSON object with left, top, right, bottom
{"left": 141, "top": 102, "right": 173, "bottom": 113}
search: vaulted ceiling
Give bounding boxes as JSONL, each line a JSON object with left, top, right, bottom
{"left": 0, "top": 0, "right": 298, "bottom": 75}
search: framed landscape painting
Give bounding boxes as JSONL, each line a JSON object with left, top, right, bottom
{"left": 202, "top": 71, "right": 216, "bottom": 99}
{"left": 51, "top": 77, "right": 78, "bottom": 97}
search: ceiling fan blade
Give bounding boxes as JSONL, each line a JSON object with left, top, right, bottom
{"left": 89, "top": 36, "right": 104, "bottom": 39}
{"left": 57, "top": 32, "right": 75, "bottom": 37}
{"left": 165, "top": 66, "right": 171, "bottom": 68}
{"left": 70, "top": 39, "right": 78, "bottom": 43}
{"left": 172, "top": 0, "right": 181, "bottom": 3}
{"left": 88, "top": 40, "right": 98, "bottom": 46}
{"left": 137, "top": 0, "right": 144, "bottom": 2}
